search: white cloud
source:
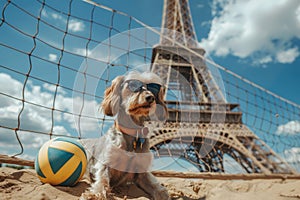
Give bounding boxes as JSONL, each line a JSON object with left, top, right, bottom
{"left": 41, "top": 9, "right": 49, "bottom": 18}
{"left": 62, "top": 96, "right": 101, "bottom": 132}
{"left": 196, "top": 4, "right": 204, "bottom": 8}
{"left": 276, "top": 120, "right": 300, "bottom": 135}
{"left": 0, "top": 73, "right": 23, "bottom": 99}
{"left": 0, "top": 73, "right": 102, "bottom": 157}
{"left": 74, "top": 48, "right": 92, "bottom": 57}
{"left": 200, "top": 0, "right": 300, "bottom": 64}
{"left": 48, "top": 53, "right": 57, "bottom": 62}
{"left": 276, "top": 47, "right": 300, "bottom": 63}
{"left": 41, "top": 10, "right": 64, "bottom": 23}
{"left": 73, "top": 47, "right": 117, "bottom": 64}
{"left": 68, "top": 19, "right": 85, "bottom": 32}
{"left": 282, "top": 147, "right": 300, "bottom": 171}
{"left": 51, "top": 13, "right": 64, "bottom": 21}
{"left": 256, "top": 56, "right": 273, "bottom": 65}
{"left": 42, "top": 9, "right": 85, "bottom": 32}
{"left": 42, "top": 83, "right": 66, "bottom": 95}
{"left": 53, "top": 125, "right": 70, "bottom": 136}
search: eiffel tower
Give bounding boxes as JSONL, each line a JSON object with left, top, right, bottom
{"left": 148, "top": 0, "right": 296, "bottom": 174}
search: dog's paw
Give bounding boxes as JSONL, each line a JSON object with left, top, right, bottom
{"left": 80, "top": 191, "right": 99, "bottom": 200}
{"left": 154, "top": 187, "right": 170, "bottom": 200}
{"left": 105, "top": 192, "right": 116, "bottom": 200}
{"left": 80, "top": 191, "right": 115, "bottom": 200}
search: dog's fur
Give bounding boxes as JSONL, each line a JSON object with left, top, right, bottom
{"left": 81, "top": 71, "right": 170, "bottom": 200}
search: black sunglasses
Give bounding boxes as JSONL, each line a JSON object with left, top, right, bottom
{"left": 124, "top": 80, "right": 161, "bottom": 96}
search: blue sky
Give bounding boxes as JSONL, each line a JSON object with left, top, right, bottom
{"left": 100, "top": 0, "right": 300, "bottom": 104}
{"left": 0, "top": 0, "right": 300, "bottom": 172}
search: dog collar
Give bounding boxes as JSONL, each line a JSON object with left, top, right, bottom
{"left": 133, "top": 137, "right": 145, "bottom": 150}
{"left": 115, "top": 122, "right": 149, "bottom": 150}
{"left": 115, "top": 122, "right": 149, "bottom": 136}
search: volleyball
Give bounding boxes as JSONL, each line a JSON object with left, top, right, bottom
{"left": 35, "top": 137, "right": 87, "bottom": 186}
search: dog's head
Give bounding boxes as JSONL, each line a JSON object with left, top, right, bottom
{"left": 101, "top": 71, "right": 168, "bottom": 122}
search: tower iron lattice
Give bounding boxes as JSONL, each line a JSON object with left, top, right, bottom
{"left": 148, "top": 0, "right": 295, "bottom": 174}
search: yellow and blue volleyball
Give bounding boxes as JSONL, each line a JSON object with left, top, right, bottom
{"left": 35, "top": 137, "right": 87, "bottom": 186}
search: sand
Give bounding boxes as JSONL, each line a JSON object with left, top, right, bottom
{"left": 1, "top": 167, "right": 300, "bottom": 200}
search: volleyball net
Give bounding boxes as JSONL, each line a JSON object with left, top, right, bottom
{"left": 0, "top": 0, "right": 299, "bottom": 174}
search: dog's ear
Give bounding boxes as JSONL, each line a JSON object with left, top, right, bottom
{"left": 155, "top": 86, "right": 168, "bottom": 121}
{"left": 101, "top": 75, "right": 124, "bottom": 116}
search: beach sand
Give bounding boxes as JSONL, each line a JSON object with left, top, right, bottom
{"left": 1, "top": 167, "right": 300, "bottom": 200}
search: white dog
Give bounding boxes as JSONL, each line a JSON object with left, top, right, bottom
{"left": 81, "top": 71, "right": 170, "bottom": 200}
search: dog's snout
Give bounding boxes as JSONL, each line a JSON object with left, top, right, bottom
{"left": 146, "top": 94, "right": 155, "bottom": 104}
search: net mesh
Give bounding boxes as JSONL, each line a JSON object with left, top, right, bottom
{"left": 0, "top": 0, "right": 299, "bottom": 174}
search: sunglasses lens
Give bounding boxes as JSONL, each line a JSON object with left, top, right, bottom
{"left": 127, "top": 80, "right": 161, "bottom": 95}
{"left": 147, "top": 83, "right": 161, "bottom": 96}
{"left": 128, "top": 80, "right": 143, "bottom": 92}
